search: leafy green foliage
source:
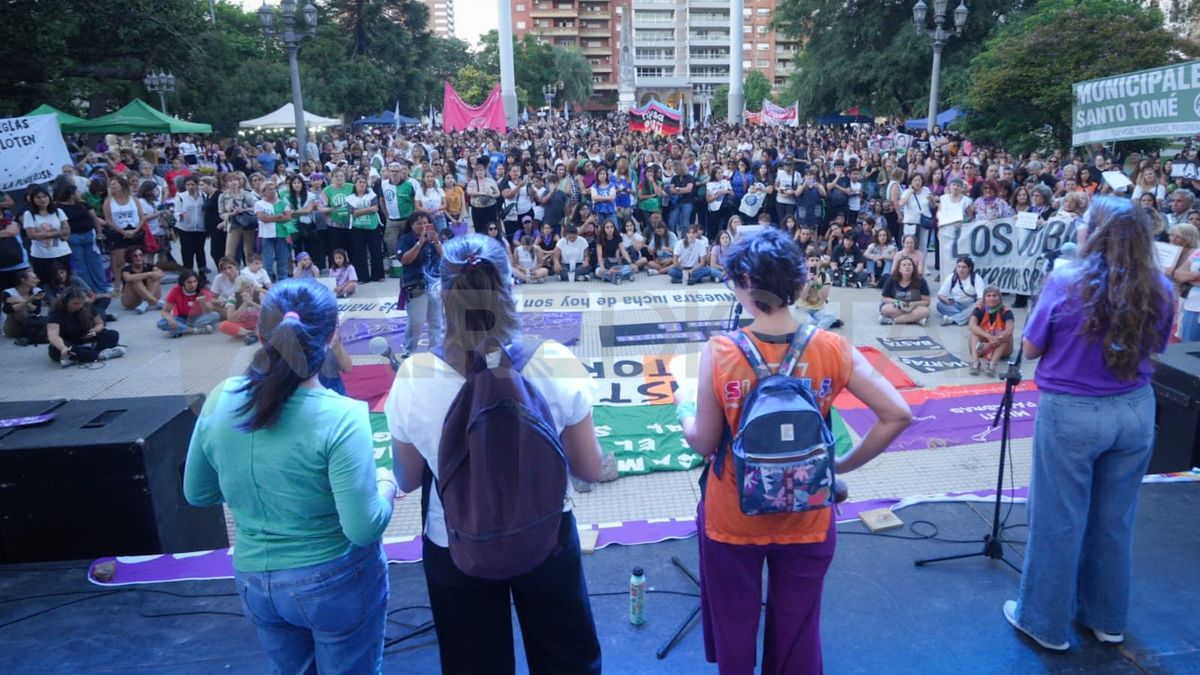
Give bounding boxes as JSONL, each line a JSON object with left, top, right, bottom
{"left": 710, "top": 71, "right": 773, "bottom": 119}
{"left": 465, "top": 30, "right": 596, "bottom": 109}
{"left": 774, "top": 0, "right": 1033, "bottom": 118}
{"left": 0, "top": 0, "right": 472, "bottom": 135}
{"left": 961, "top": 0, "right": 1199, "bottom": 152}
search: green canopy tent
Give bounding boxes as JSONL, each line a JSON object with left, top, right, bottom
{"left": 71, "top": 99, "right": 212, "bottom": 134}
{"left": 26, "top": 104, "right": 87, "bottom": 132}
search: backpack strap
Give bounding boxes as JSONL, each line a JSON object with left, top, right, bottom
{"left": 728, "top": 330, "right": 773, "bottom": 379}
{"left": 780, "top": 323, "right": 818, "bottom": 378}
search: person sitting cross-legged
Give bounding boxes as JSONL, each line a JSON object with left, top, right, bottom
{"left": 157, "top": 269, "right": 220, "bottom": 337}
{"left": 668, "top": 224, "right": 719, "bottom": 285}
{"left": 879, "top": 255, "right": 931, "bottom": 325}
{"left": 553, "top": 225, "right": 593, "bottom": 281}
{"left": 46, "top": 287, "right": 125, "bottom": 367}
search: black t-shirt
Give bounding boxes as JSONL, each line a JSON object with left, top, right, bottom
{"left": 832, "top": 244, "right": 864, "bottom": 270}
{"left": 669, "top": 174, "right": 695, "bottom": 203}
{"left": 599, "top": 236, "right": 622, "bottom": 261}
{"left": 2, "top": 287, "right": 42, "bottom": 316}
{"left": 396, "top": 232, "right": 439, "bottom": 287}
{"left": 203, "top": 191, "right": 222, "bottom": 229}
{"left": 47, "top": 308, "right": 94, "bottom": 342}
{"left": 58, "top": 202, "right": 95, "bottom": 234}
{"left": 881, "top": 276, "right": 930, "bottom": 303}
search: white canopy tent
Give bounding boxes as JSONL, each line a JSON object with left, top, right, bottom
{"left": 238, "top": 103, "right": 341, "bottom": 130}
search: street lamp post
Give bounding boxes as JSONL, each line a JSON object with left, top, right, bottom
{"left": 913, "top": 0, "right": 968, "bottom": 132}
{"left": 541, "top": 82, "right": 562, "bottom": 118}
{"left": 260, "top": 0, "right": 318, "bottom": 163}
{"left": 143, "top": 70, "right": 177, "bottom": 114}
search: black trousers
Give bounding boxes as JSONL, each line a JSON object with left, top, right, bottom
{"left": 471, "top": 205, "right": 497, "bottom": 232}
{"left": 327, "top": 228, "right": 352, "bottom": 261}
{"left": 177, "top": 230, "right": 208, "bottom": 271}
{"left": 349, "top": 226, "right": 385, "bottom": 282}
{"left": 48, "top": 328, "right": 119, "bottom": 363}
{"left": 422, "top": 512, "right": 601, "bottom": 675}
{"left": 207, "top": 226, "right": 226, "bottom": 265}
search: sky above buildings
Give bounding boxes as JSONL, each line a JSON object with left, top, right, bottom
{"left": 455, "top": 0, "right": 499, "bottom": 47}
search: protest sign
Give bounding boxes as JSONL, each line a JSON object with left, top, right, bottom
{"left": 838, "top": 387, "right": 1040, "bottom": 451}
{"left": 336, "top": 287, "right": 738, "bottom": 316}
{"left": 1073, "top": 61, "right": 1200, "bottom": 146}
{"left": 898, "top": 352, "right": 969, "bottom": 374}
{"left": 599, "top": 318, "right": 750, "bottom": 348}
{"left": 0, "top": 115, "right": 72, "bottom": 192}
{"left": 630, "top": 100, "right": 682, "bottom": 136}
{"left": 878, "top": 336, "right": 944, "bottom": 352}
{"left": 1155, "top": 241, "right": 1183, "bottom": 272}
{"left": 937, "top": 217, "right": 1073, "bottom": 295}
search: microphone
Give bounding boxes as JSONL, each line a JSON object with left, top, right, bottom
{"left": 729, "top": 301, "right": 743, "bottom": 332}
{"left": 369, "top": 336, "right": 401, "bottom": 372}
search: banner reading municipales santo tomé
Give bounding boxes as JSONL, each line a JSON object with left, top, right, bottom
{"left": 937, "top": 216, "right": 1075, "bottom": 295}
{"left": 1072, "top": 61, "right": 1200, "bottom": 146}
{"left": 0, "top": 115, "right": 72, "bottom": 192}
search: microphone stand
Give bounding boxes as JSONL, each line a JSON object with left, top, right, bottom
{"left": 914, "top": 252, "right": 1056, "bottom": 573}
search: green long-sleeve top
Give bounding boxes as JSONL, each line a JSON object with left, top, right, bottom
{"left": 184, "top": 377, "right": 393, "bottom": 573}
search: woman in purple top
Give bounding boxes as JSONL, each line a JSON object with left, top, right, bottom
{"left": 1005, "top": 197, "right": 1174, "bottom": 652}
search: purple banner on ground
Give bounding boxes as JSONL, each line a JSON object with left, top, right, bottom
{"left": 339, "top": 312, "right": 582, "bottom": 356}
{"left": 838, "top": 390, "right": 1040, "bottom": 451}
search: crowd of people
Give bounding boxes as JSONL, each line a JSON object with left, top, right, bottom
{"left": 0, "top": 111, "right": 1186, "bottom": 671}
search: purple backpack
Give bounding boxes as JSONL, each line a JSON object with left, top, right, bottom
{"left": 434, "top": 339, "right": 568, "bottom": 579}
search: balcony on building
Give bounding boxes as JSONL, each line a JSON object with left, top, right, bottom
{"left": 687, "top": 30, "right": 728, "bottom": 46}
{"left": 688, "top": 12, "right": 730, "bottom": 28}
{"left": 688, "top": 48, "right": 730, "bottom": 64}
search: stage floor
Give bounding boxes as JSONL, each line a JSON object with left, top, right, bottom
{"left": 2, "top": 485, "right": 1198, "bottom": 673}
{"left": 0, "top": 270, "right": 1041, "bottom": 547}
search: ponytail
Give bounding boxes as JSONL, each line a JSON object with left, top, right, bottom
{"left": 235, "top": 279, "right": 338, "bottom": 431}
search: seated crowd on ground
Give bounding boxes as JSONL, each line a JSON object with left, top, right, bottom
{"left": 3, "top": 115, "right": 1200, "bottom": 367}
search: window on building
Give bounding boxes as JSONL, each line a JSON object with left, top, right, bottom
{"left": 743, "top": 60, "right": 752, "bottom": 69}
{"left": 756, "top": 60, "right": 769, "bottom": 68}
{"left": 757, "top": 25, "right": 768, "bottom": 34}
{"left": 756, "top": 43, "right": 769, "bottom": 51}
{"left": 515, "top": 4, "right": 525, "bottom": 11}
{"left": 517, "top": 21, "right": 526, "bottom": 29}
{"left": 757, "top": 8, "right": 770, "bottom": 16}
{"left": 743, "top": 42, "right": 752, "bottom": 51}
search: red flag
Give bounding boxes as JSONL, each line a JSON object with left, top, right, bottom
{"left": 442, "top": 82, "right": 506, "bottom": 132}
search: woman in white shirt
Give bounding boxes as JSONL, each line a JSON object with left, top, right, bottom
{"left": 417, "top": 173, "right": 447, "bottom": 232}
{"left": 137, "top": 181, "right": 173, "bottom": 269}
{"left": 386, "top": 233, "right": 602, "bottom": 673}
{"left": 936, "top": 256, "right": 986, "bottom": 326}
{"left": 173, "top": 175, "right": 208, "bottom": 273}
{"left": 899, "top": 173, "right": 933, "bottom": 254}
{"left": 22, "top": 185, "right": 71, "bottom": 283}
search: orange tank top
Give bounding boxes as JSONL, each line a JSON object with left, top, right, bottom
{"left": 704, "top": 327, "right": 853, "bottom": 546}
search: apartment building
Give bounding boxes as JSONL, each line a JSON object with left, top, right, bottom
{"left": 510, "top": 0, "right": 799, "bottom": 112}
{"left": 419, "top": 0, "right": 456, "bottom": 39}
{"left": 511, "top": 0, "right": 626, "bottom": 110}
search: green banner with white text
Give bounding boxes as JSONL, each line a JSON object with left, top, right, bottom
{"left": 1073, "top": 61, "right": 1200, "bottom": 146}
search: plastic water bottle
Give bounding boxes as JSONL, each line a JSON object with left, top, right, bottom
{"left": 629, "top": 567, "right": 647, "bottom": 625}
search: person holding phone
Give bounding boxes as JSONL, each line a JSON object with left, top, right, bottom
{"left": 397, "top": 211, "right": 443, "bottom": 358}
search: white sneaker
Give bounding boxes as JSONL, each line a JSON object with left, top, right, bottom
{"left": 1003, "top": 601, "right": 1069, "bottom": 651}
{"left": 135, "top": 301, "right": 150, "bottom": 315}
{"left": 647, "top": 268, "right": 659, "bottom": 276}
{"left": 201, "top": 325, "right": 214, "bottom": 334}
{"left": 155, "top": 300, "right": 165, "bottom": 310}
{"left": 59, "top": 358, "right": 73, "bottom": 368}
{"left": 97, "top": 346, "right": 127, "bottom": 361}
{"left": 941, "top": 316, "right": 955, "bottom": 326}
{"left": 1088, "top": 626, "right": 1124, "bottom": 644}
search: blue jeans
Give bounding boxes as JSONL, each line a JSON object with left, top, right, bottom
{"left": 1180, "top": 309, "right": 1200, "bottom": 342}
{"left": 157, "top": 312, "right": 220, "bottom": 336}
{"left": 1015, "top": 386, "right": 1155, "bottom": 646}
{"left": 261, "top": 237, "right": 291, "bottom": 282}
{"left": 668, "top": 266, "right": 718, "bottom": 284}
{"left": 936, "top": 298, "right": 975, "bottom": 325}
{"left": 668, "top": 202, "right": 693, "bottom": 236}
{"left": 235, "top": 542, "right": 388, "bottom": 675}
{"left": 68, "top": 231, "right": 111, "bottom": 293}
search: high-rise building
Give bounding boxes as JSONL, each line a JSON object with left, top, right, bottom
{"left": 511, "top": 0, "right": 626, "bottom": 111}
{"left": 420, "top": 0, "right": 456, "bottom": 39}
{"left": 511, "top": 0, "right": 798, "bottom": 113}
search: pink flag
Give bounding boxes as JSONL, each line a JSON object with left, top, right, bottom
{"left": 442, "top": 82, "right": 506, "bottom": 132}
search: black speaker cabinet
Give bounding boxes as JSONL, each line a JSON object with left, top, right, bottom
{"left": 1150, "top": 344, "right": 1200, "bottom": 475}
{"left": 0, "top": 396, "right": 229, "bottom": 563}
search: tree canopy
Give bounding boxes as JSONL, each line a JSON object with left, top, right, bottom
{"left": 961, "top": 0, "right": 1200, "bottom": 152}
{"left": 774, "top": 0, "right": 1033, "bottom": 118}
{"left": 0, "top": 0, "right": 471, "bottom": 134}
{"left": 460, "top": 31, "right": 597, "bottom": 109}
{"left": 711, "top": 71, "right": 776, "bottom": 120}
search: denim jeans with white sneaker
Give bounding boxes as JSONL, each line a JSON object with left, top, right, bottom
{"left": 157, "top": 312, "right": 221, "bottom": 336}
{"left": 1015, "top": 385, "right": 1155, "bottom": 646}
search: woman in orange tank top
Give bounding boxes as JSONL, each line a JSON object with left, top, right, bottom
{"left": 673, "top": 228, "right": 913, "bottom": 674}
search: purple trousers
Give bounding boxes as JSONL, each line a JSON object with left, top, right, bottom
{"left": 698, "top": 503, "right": 836, "bottom": 675}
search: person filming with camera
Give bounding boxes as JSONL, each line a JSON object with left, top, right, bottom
{"left": 396, "top": 210, "right": 443, "bottom": 359}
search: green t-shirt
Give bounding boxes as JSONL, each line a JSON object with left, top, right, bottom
{"left": 272, "top": 199, "right": 296, "bottom": 239}
{"left": 324, "top": 184, "right": 354, "bottom": 227}
{"left": 184, "top": 377, "right": 393, "bottom": 573}
{"left": 638, "top": 178, "right": 661, "bottom": 213}
{"left": 396, "top": 180, "right": 416, "bottom": 219}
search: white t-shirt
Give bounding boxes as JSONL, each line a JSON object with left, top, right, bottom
{"left": 706, "top": 179, "right": 732, "bottom": 212}
{"left": 254, "top": 198, "right": 280, "bottom": 239}
{"left": 555, "top": 236, "right": 589, "bottom": 266}
{"left": 239, "top": 267, "right": 271, "bottom": 289}
{"left": 139, "top": 198, "right": 166, "bottom": 236}
{"left": 848, "top": 180, "right": 863, "bottom": 211}
{"left": 775, "top": 170, "right": 798, "bottom": 205}
{"left": 22, "top": 210, "right": 70, "bottom": 259}
{"left": 1184, "top": 250, "right": 1200, "bottom": 313}
{"left": 385, "top": 341, "right": 594, "bottom": 548}
{"left": 674, "top": 237, "right": 708, "bottom": 269}
{"left": 210, "top": 273, "right": 240, "bottom": 302}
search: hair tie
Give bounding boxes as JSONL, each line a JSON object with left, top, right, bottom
{"left": 465, "top": 253, "right": 482, "bottom": 268}
{"left": 283, "top": 311, "right": 301, "bottom": 321}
